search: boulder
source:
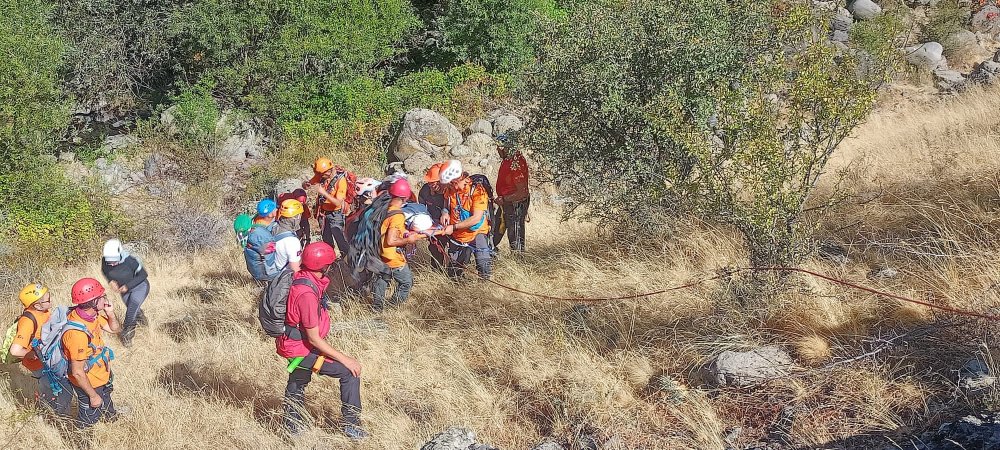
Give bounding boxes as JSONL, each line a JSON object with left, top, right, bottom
{"left": 421, "top": 427, "right": 498, "bottom": 450}
{"left": 899, "top": 413, "right": 1000, "bottom": 450}
{"left": 404, "top": 151, "right": 435, "bottom": 176}
{"left": 393, "top": 108, "right": 464, "bottom": 162}
{"left": 943, "top": 30, "right": 987, "bottom": 61}
{"left": 831, "top": 8, "right": 854, "bottom": 32}
{"left": 531, "top": 440, "right": 563, "bottom": 450}
{"left": 274, "top": 177, "right": 303, "bottom": 196}
{"left": 217, "top": 117, "right": 264, "bottom": 163}
{"left": 464, "top": 132, "right": 495, "bottom": 158}
{"left": 818, "top": 242, "right": 849, "bottom": 264}
{"left": 450, "top": 144, "right": 473, "bottom": 157}
{"left": 832, "top": 30, "right": 849, "bottom": 43}
{"left": 934, "top": 69, "right": 967, "bottom": 92}
{"left": 995, "top": 49, "right": 1000, "bottom": 63}
{"left": 102, "top": 134, "right": 138, "bottom": 153}
{"left": 970, "top": 60, "right": 1000, "bottom": 85}
{"left": 58, "top": 152, "right": 76, "bottom": 163}
{"left": 94, "top": 159, "right": 132, "bottom": 195}
{"left": 959, "top": 358, "right": 996, "bottom": 397}
{"left": 848, "top": 0, "right": 882, "bottom": 20}
{"left": 467, "top": 119, "right": 493, "bottom": 137}
{"left": 704, "top": 346, "right": 794, "bottom": 387}
{"left": 492, "top": 114, "right": 524, "bottom": 137}
{"left": 905, "top": 42, "right": 947, "bottom": 71}
{"left": 972, "top": 5, "right": 1000, "bottom": 33}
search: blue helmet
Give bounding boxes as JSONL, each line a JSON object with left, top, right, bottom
{"left": 256, "top": 199, "right": 277, "bottom": 216}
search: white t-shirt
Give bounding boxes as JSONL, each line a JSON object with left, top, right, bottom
{"left": 273, "top": 234, "right": 302, "bottom": 270}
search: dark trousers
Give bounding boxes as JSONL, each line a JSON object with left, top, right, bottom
{"left": 499, "top": 198, "right": 529, "bottom": 252}
{"left": 447, "top": 234, "right": 492, "bottom": 280}
{"left": 321, "top": 211, "right": 350, "bottom": 257}
{"left": 72, "top": 380, "right": 117, "bottom": 428}
{"left": 121, "top": 280, "right": 150, "bottom": 342}
{"left": 284, "top": 352, "right": 362, "bottom": 433}
{"left": 32, "top": 371, "right": 73, "bottom": 416}
{"left": 371, "top": 265, "right": 413, "bottom": 311}
{"left": 298, "top": 214, "right": 311, "bottom": 246}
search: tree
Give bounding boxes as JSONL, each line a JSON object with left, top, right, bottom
{"left": 0, "top": 0, "right": 69, "bottom": 172}
{"left": 441, "top": 0, "right": 563, "bottom": 74}
{"left": 525, "top": 0, "right": 901, "bottom": 267}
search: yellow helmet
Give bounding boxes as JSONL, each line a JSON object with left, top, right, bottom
{"left": 18, "top": 283, "right": 49, "bottom": 308}
{"left": 279, "top": 199, "right": 304, "bottom": 218}
{"left": 313, "top": 157, "right": 334, "bottom": 174}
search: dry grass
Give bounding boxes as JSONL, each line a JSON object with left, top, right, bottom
{"left": 3, "top": 89, "right": 1000, "bottom": 449}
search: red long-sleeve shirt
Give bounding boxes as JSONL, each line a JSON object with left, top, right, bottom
{"left": 496, "top": 153, "right": 529, "bottom": 202}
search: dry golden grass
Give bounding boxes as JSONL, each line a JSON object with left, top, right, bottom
{"left": 2, "top": 89, "right": 1000, "bottom": 449}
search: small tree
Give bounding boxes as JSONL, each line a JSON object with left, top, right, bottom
{"left": 440, "top": 0, "right": 564, "bottom": 74}
{"left": 525, "top": 0, "right": 900, "bottom": 267}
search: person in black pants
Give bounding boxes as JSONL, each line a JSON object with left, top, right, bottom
{"left": 101, "top": 239, "right": 150, "bottom": 347}
{"left": 419, "top": 163, "right": 449, "bottom": 270}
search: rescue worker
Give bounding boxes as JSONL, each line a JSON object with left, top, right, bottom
{"left": 64, "top": 278, "right": 120, "bottom": 428}
{"left": 101, "top": 239, "right": 150, "bottom": 347}
{"left": 373, "top": 179, "right": 427, "bottom": 311}
{"left": 418, "top": 162, "right": 449, "bottom": 270}
{"left": 439, "top": 160, "right": 493, "bottom": 280}
{"left": 494, "top": 133, "right": 530, "bottom": 253}
{"left": 278, "top": 189, "right": 311, "bottom": 246}
{"left": 273, "top": 199, "right": 305, "bottom": 272}
{"left": 304, "top": 158, "right": 351, "bottom": 257}
{"left": 277, "top": 242, "right": 366, "bottom": 440}
{"left": 8, "top": 283, "right": 72, "bottom": 415}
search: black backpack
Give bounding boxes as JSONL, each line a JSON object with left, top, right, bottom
{"left": 345, "top": 193, "right": 403, "bottom": 283}
{"left": 258, "top": 268, "right": 320, "bottom": 338}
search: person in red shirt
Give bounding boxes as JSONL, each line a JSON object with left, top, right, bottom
{"left": 276, "top": 242, "right": 366, "bottom": 440}
{"left": 303, "top": 158, "right": 351, "bottom": 256}
{"left": 494, "top": 133, "right": 530, "bottom": 253}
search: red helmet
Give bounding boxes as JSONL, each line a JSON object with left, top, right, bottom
{"left": 71, "top": 278, "right": 106, "bottom": 305}
{"left": 388, "top": 178, "right": 412, "bottom": 199}
{"left": 301, "top": 242, "right": 337, "bottom": 271}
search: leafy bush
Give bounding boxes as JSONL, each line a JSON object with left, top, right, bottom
{"left": 0, "top": 162, "right": 128, "bottom": 264}
{"left": 526, "top": 0, "right": 901, "bottom": 267}
{"left": 923, "top": 0, "right": 971, "bottom": 46}
{"left": 441, "top": 0, "right": 564, "bottom": 74}
{"left": 0, "top": 0, "right": 69, "bottom": 172}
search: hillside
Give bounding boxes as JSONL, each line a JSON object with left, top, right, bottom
{"left": 2, "top": 89, "right": 1000, "bottom": 449}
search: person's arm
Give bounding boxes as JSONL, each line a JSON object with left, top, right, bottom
{"left": 9, "top": 343, "right": 30, "bottom": 359}
{"left": 315, "top": 183, "right": 345, "bottom": 209}
{"left": 453, "top": 209, "right": 485, "bottom": 231}
{"left": 385, "top": 225, "right": 423, "bottom": 246}
{"left": 70, "top": 359, "right": 103, "bottom": 408}
{"left": 289, "top": 260, "right": 302, "bottom": 272}
{"left": 303, "top": 326, "right": 361, "bottom": 377}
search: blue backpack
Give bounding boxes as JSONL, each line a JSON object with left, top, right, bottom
{"left": 38, "top": 306, "right": 115, "bottom": 396}
{"left": 244, "top": 222, "right": 296, "bottom": 281}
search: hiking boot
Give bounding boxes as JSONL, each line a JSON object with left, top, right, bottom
{"left": 119, "top": 330, "right": 134, "bottom": 348}
{"left": 343, "top": 424, "right": 369, "bottom": 440}
{"left": 137, "top": 312, "right": 149, "bottom": 327}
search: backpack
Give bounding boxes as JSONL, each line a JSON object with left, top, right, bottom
{"left": 258, "top": 268, "right": 321, "bottom": 338}
{"left": 316, "top": 170, "right": 358, "bottom": 214}
{"left": 244, "top": 223, "right": 295, "bottom": 281}
{"left": 1, "top": 312, "right": 38, "bottom": 364}
{"left": 452, "top": 174, "right": 496, "bottom": 235}
{"left": 345, "top": 193, "right": 404, "bottom": 282}
{"left": 38, "top": 306, "right": 114, "bottom": 396}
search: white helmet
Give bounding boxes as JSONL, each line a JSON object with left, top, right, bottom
{"left": 439, "top": 159, "right": 463, "bottom": 184}
{"left": 355, "top": 177, "right": 380, "bottom": 196}
{"left": 408, "top": 214, "right": 434, "bottom": 232}
{"left": 103, "top": 239, "right": 123, "bottom": 263}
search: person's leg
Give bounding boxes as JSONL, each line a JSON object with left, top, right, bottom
{"left": 428, "top": 237, "right": 446, "bottom": 271}
{"left": 121, "top": 281, "right": 149, "bottom": 345}
{"left": 314, "top": 357, "right": 362, "bottom": 427}
{"left": 371, "top": 273, "right": 390, "bottom": 312}
{"left": 513, "top": 199, "right": 528, "bottom": 252}
{"left": 36, "top": 374, "right": 73, "bottom": 417}
{"left": 388, "top": 265, "right": 413, "bottom": 307}
{"left": 328, "top": 212, "right": 350, "bottom": 257}
{"left": 73, "top": 385, "right": 102, "bottom": 428}
{"left": 472, "top": 234, "right": 493, "bottom": 280}
{"left": 97, "top": 382, "right": 117, "bottom": 420}
{"left": 283, "top": 358, "right": 315, "bottom": 434}
{"left": 446, "top": 241, "right": 471, "bottom": 280}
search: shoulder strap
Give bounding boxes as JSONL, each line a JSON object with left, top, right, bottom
{"left": 288, "top": 278, "right": 324, "bottom": 325}
{"left": 19, "top": 311, "right": 38, "bottom": 339}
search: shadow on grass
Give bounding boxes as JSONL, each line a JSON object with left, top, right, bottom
{"left": 157, "top": 361, "right": 283, "bottom": 430}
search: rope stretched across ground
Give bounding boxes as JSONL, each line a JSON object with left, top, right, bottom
{"left": 487, "top": 266, "right": 1000, "bottom": 322}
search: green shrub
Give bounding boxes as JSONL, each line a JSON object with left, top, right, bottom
{"left": 441, "top": 0, "right": 564, "bottom": 74}
{"left": 0, "top": 0, "right": 69, "bottom": 172}
{"left": 923, "top": 0, "right": 971, "bottom": 46}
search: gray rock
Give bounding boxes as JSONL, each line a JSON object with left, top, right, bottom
{"left": 970, "top": 60, "right": 1000, "bottom": 85}
{"left": 464, "top": 132, "right": 495, "bottom": 157}
{"left": 404, "top": 151, "right": 435, "bottom": 176}
{"left": 274, "top": 178, "right": 303, "bottom": 196}
{"left": 832, "top": 30, "right": 849, "bottom": 43}
{"left": 848, "top": 0, "right": 882, "bottom": 20}
{"left": 972, "top": 6, "right": 1000, "bottom": 33}
{"left": 943, "top": 30, "right": 985, "bottom": 58}
{"left": 467, "top": 119, "right": 493, "bottom": 136}
{"left": 421, "top": 427, "right": 495, "bottom": 450}
{"left": 96, "top": 161, "right": 132, "bottom": 194}
{"left": 393, "top": 108, "right": 464, "bottom": 162}
{"left": 832, "top": 8, "right": 854, "bottom": 32}
{"left": 492, "top": 114, "right": 524, "bottom": 137}
{"left": 905, "top": 42, "right": 947, "bottom": 71}
{"left": 217, "top": 119, "right": 264, "bottom": 163}
{"left": 160, "top": 105, "right": 179, "bottom": 135}
{"left": 897, "top": 413, "right": 1000, "bottom": 450}
{"left": 531, "top": 440, "right": 563, "bottom": 450}
{"left": 58, "top": 152, "right": 75, "bottom": 163}
{"left": 102, "top": 134, "right": 138, "bottom": 152}
{"left": 144, "top": 153, "right": 176, "bottom": 178}
{"left": 934, "top": 69, "right": 967, "bottom": 92}
{"left": 994, "top": 49, "right": 1000, "bottom": 63}
{"left": 450, "top": 144, "right": 473, "bottom": 157}
{"left": 959, "top": 358, "right": 996, "bottom": 396}
{"left": 705, "top": 346, "right": 794, "bottom": 387}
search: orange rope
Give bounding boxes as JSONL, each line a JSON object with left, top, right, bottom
{"left": 487, "top": 266, "right": 1000, "bottom": 322}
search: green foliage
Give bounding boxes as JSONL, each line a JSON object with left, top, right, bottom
{"left": 527, "top": 0, "right": 902, "bottom": 267}
{"left": 923, "top": 0, "right": 970, "bottom": 45}
{"left": 0, "top": 162, "right": 127, "bottom": 264}
{"left": 0, "top": 0, "right": 69, "bottom": 172}
{"left": 441, "top": 0, "right": 564, "bottom": 74}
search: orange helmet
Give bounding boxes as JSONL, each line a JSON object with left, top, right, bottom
{"left": 423, "top": 162, "right": 443, "bottom": 183}
{"left": 313, "top": 157, "right": 334, "bottom": 174}
{"left": 279, "top": 199, "right": 304, "bottom": 218}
